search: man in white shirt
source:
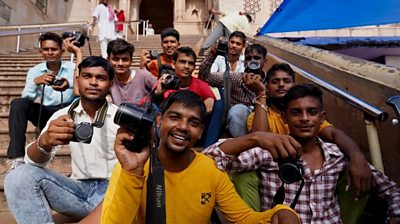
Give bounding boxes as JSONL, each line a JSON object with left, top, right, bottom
{"left": 4, "top": 56, "right": 119, "bottom": 224}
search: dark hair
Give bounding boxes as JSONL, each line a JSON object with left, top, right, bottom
{"left": 78, "top": 56, "right": 115, "bottom": 80}
{"left": 283, "top": 83, "right": 323, "bottom": 111}
{"left": 107, "top": 39, "right": 135, "bottom": 58}
{"left": 229, "top": 31, "right": 246, "bottom": 45}
{"left": 160, "top": 90, "right": 207, "bottom": 123}
{"left": 160, "top": 27, "right": 180, "bottom": 42}
{"left": 173, "top": 47, "right": 197, "bottom": 62}
{"left": 266, "top": 63, "right": 295, "bottom": 83}
{"left": 39, "top": 32, "right": 63, "bottom": 49}
{"left": 245, "top": 43, "right": 267, "bottom": 59}
{"left": 244, "top": 13, "right": 252, "bottom": 23}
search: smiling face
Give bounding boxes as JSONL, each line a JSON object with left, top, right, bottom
{"left": 108, "top": 52, "right": 132, "bottom": 76}
{"left": 157, "top": 102, "right": 204, "bottom": 154}
{"left": 39, "top": 40, "right": 64, "bottom": 62}
{"left": 282, "top": 96, "right": 325, "bottom": 141}
{"left": 161, "top": 36, "right": 180, "bottom": 57}
{"left": 78, "top": 66, "right": 111, "bottom": 103}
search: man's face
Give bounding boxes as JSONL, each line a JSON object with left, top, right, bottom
{"left": 108, "top": 52, "right": 132, "bottom": 76}
{"left": 157, "top": 102, "right": 204, "bottom": 154}
{"left": 283, "top": 96, "right": 325, "bottom": 141}
{"left": 161, "top": 36, "right": 180, "bottom": 57}
{"left": 39, "top": 40, "right": 64, "bottom": 62}
{"left": 172, "top": 53, "right": 195, "bottom": 80}
{"left": 78, "top": 66, "right": 111, "bottom": 103}
{"left": 266, "top": 70, "right": 295, "bottom": 100}
{"left": 244, "top": 49, "right": 265, "bottom": 73}
{"left": 228, "top": 36, "right": 245, "bottom": 57}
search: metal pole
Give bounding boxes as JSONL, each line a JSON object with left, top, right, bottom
{"left": 124, "top": 23, "right": 128, "bottom": 41}
{"left": 365, "top": 118, "right": 385, "bottom": 173}
{"left": 136, "top": 22, "right": 139, "bottom": 42}
{"left": 142, "top": 21, "right": 145, "bottom": 37}
{"left": 16, "top": 27, "right": 21, "bottom": 53}
{"left": 70, "top": 52, "right": 74, "bottom": 63}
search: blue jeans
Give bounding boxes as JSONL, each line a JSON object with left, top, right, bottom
{"left": 228, "top": 104, "right": 252, "bottom": 137}
{"left": 4, "top": 164, "right": 108, "bottom": 224}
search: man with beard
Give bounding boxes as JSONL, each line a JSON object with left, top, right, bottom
{"left": 4, "top": 56, "right": 119, "bottom": 223}
{"left": 101, "top": 90, "right": 301, "bottom": 224}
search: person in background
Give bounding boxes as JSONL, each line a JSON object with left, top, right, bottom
{"left": 116, "top": 9, "right": 125, "bottom": 39}
{"left": 146, "top": 23, "right": 155, "bottom": 36}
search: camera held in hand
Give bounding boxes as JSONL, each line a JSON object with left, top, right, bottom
{"left": 244, "top": 60, "right": 261, "bottom": 75}
{"left": 161, "top": 73, "right": 180, "bottom": 90}
{"left": 216, "top": 40, "right": 228, "bottom": 56}
{"left": 62, "top": 31, "right": 87, "bottom": 47}
{"left": 278, "top": 159, "right": 303, "bottom": 184}
{"left": 114, "top": 103, "right": 156, "bottom": 152}
{"left": 70, "top": 122, "right": 94, "bottom": 144}
{"left": 148, "top": 50, "right": 159, "bottom": 60}
{"left": 50, "top": 79, "right": 64, "bottom": 87}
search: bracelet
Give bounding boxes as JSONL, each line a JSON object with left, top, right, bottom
{"left": 256, "top": 93, "right": 267, "bottom": 100}
{"left": 255, "top": 101, "right": 268, "bottom": 112}
{"left": 36, "top": 135, "right": 54, "bottom": 155}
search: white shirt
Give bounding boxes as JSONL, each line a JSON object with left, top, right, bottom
{"left": 146, "top": 28, "right": 155, "bottom": 36}
{"left": 92, "top": 4, "right": 117, "bottom": 41}
{"left": 25, "top": 101, "right": 119, "bottom": 180}
{"left": 220, "top": 12, "right": 250, "bottom": 33}
{"left": 210, "top": 54, "right": 245, "bottom": 73}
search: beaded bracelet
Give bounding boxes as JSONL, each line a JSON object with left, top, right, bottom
{"left": 255, "top": 101, "right": 268, "bottom": 112}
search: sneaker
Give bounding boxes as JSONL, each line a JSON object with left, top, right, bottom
{"left": 6, "top": 157, "right": 25, "bottom": 171}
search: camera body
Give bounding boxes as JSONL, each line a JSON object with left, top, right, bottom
{"left": 50, "top": 79, "right": 64, "bottom": 87}
{"left": 114, "top": 103, "right": 156, "bottom": 152}
{"left": 70, "top": 122, "right": 93, "bottom": 144}
{"left": 244, "top": 60, "right": 261, "bottom": 75}
{"left": 62, "top": 31, "right": 86, "bottom": 47}
{"left": 278, "top": 160, "right": 303, "bottom": 184}
{"left": 216, "top": 40, "right": 228, "bottom": 56}
{"left": 161, "top": 73, "right": 180, "bottom": 90}
{"left": 148, "top": 50, "right": 159, "bottom": 60}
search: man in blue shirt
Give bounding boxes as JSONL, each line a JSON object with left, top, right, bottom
{"left": 6, "top": 32, "right": 78, "bottom": 170}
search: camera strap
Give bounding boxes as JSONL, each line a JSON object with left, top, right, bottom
{"left": 67, "top": 100, "right": 108, "bottom": 128}
{"left": 145, "top": 134, "right": 166, "bottom": 224}
{"left": 223, "top": 54, "right": 231, "bottom": 117}
{"left": 271, "top": 179, "right": 305, "bottom": 209}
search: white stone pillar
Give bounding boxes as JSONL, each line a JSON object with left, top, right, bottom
{"left": 175, "top": 0, "right": 183, "bottom": 21}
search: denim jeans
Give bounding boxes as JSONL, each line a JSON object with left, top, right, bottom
{"left": 227, "top": 104, "right": 252, "bottom": 137}
{"left": 202, "top": 23, "right": 231, "bottom": 49}
{"left": 4, "top": 164, "right": 108, "bottom": 224}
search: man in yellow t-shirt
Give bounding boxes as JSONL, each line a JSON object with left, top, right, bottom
{"left": 101, "top": 90, "right": 301, "bottom": 224}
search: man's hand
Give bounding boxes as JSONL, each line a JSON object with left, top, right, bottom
{"left": 243, "top": 73, "right": 266, "bottom": 96}
{"left": 34, "top": 73, "right": 56, "bottom": 85}
{"left": 255, "top": 132, "right": 301, "bottom": 161}
{"left": 271, "top": 209, "right": 300, "bottom": 224}
{"left": 204, "top": 98, "right": 214, "bottom": 113}
{"left": 346, "top": 155, "right": 376, "bottom": 199}
{"left": 52, "top": 77, "right": 69, "bottom": 91}
{"left": 114, "top": 128, "right": 150, "bottom": 176}
{"left": 140, "top": 50, "right": 151, "bottom": 69}
{"left": 63, "top": 37, "right": 82, "bottom": 55}
{"left": 39, "top": 114, "right": 75, "bottom": 150}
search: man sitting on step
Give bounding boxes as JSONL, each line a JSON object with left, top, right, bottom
{"left": 6, "top": 32, "right": 81, "bottom": 170}
{"left": 4, "top": 56, "right": 119, "bottom": 224}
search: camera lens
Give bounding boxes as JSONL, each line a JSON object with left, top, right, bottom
{"left": 278, "top": 163, "right": 303, "bottom": 184}
{"left": 74, "top": 122, "right": 93, "bottom": 143}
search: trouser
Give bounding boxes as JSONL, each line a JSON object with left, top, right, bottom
{"left": 100, "top": 39, "right": 110, "bottom": 59}
{"left": 227, "top": 104, "right": 252, "bottom": 137}
{"left": 4, "top": 164, "right": 108, "bottom": 224}
{"left": 202, "top": 23, "right": 231, "bottom": 50}
{"left": 7, "top": 98, "right": 62, "bottom": 159}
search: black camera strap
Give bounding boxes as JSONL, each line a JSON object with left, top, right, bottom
{"left": 67, "top": 100, "right": 108, "bottom": 128}
{"left": 271, "top": 178, "right": 305, "bottom": 209}
{"left": 145, "top": 131, "right": 166, "bottom": 224}
{"left": 223, "top": 54, "right": 231, "bottom": 118}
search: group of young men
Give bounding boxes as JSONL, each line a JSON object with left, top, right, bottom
{"left": 3, "top": 22, "right": 400, "bottom": 224}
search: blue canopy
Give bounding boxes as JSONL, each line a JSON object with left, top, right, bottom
{"left": 258, "top": 0, "right": 400, "bottom": 35}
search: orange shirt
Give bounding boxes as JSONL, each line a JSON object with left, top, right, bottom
{"left": 146, "top": 54, "right": 172, "bottom": 78}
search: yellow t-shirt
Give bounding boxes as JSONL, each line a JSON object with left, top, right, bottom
{"left": 247, "top": 107, "right": 332, "bottom": 134}
{"left": 101, "top": 150, "right": 299, "bottom": 224}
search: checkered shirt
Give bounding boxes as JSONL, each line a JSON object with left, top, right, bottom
{"left": 203, "top": 138, "right": 400, "bottom": 224}
{"left": 198, "top": 53, "right": 256, "bottom": 107}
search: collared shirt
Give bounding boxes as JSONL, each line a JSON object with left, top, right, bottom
{"left": 198, "top": 53, "right": 256, "bottom": 107}
{"left": 21, "top": 60, "right": 75, "bottom": 106}
{"left": 92, "top": 3, "right": 117, "bottom": 41}
{"left": 211, "top": 54, "right": 245, "bottom": 74}
{"left": 25, "top": 101, "right": 119, "bottom": 180}
{"left": 204, "top": 138, "right": 400, "bottom": 224}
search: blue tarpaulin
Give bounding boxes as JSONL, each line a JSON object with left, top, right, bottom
{"left": 258, "top": 0, "right": 400, "bottom": 35}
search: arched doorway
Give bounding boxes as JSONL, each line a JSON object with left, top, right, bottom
{"left": 139, "top": 0, "right": 174, "bottom": 34}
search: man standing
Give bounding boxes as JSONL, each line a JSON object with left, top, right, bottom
{"left": 4, "top": 56, "right": 119, "bottom": 223}
{"left": 6, "top": 32, "right": 77, "bottom": 170}
{"left": 91, "top": 0, "right": 117, "bottom": 58}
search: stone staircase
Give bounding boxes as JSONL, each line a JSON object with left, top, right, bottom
{"left": 0, "top": 34, "right": 202, "bottom": 223}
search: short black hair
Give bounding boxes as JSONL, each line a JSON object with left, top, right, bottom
{"left": 107, "top": 39, "right": 135, "bottom": 58}
{"left": 173, "top": 47, "right": 197, "bottom": 62}
{"left": 160, "top": 90, "right": 207, "bottom": 123}
{"left": 283, "top": 83, "right": 323, "bottom": 111}
{"left": 39, "top": 32, "right": 63, "bottom": 49}
{"left": 78, "top": 56, "right": 115, "bottom": 81}
{"left": 244, "top": 13, "right": 252, "bottom": 23}
{"left": 160, "top": 27, "right": 180, "bottom": 42}
{"left": 229, "top": 31, "right": 246, "bottom": 45}
{"left": 266, "top": 63, "right": 295, "bottom": 83}
{"left": 245, "top": 43, "right": 267, "bottom": 59}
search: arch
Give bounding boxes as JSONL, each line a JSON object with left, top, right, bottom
{"left": 139, "top": 0, "right": 174, "bottom": 34}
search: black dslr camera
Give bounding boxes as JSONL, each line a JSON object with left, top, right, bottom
{"left": 62, "top": 31, "right": 86, "bottom": 47}
{"left": 216, "top": 40, "right": 228, "bottom": 56}
{"left": 161, "top": 73, "right": 180, "bottom": 90}
{"left": 114, "top": 103, "right": 156, "bottom": 152}
{"left": 148, "top": 50, "right": 159, "bottom": 60}
{"left": 244, "top": 60, "right": 261, "bottom": 75}
{"left": 278, "top": 159, "right": 303, "bottom": 184}
{"left": 71, "top": 122, "right": 94, "bottom": 144}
